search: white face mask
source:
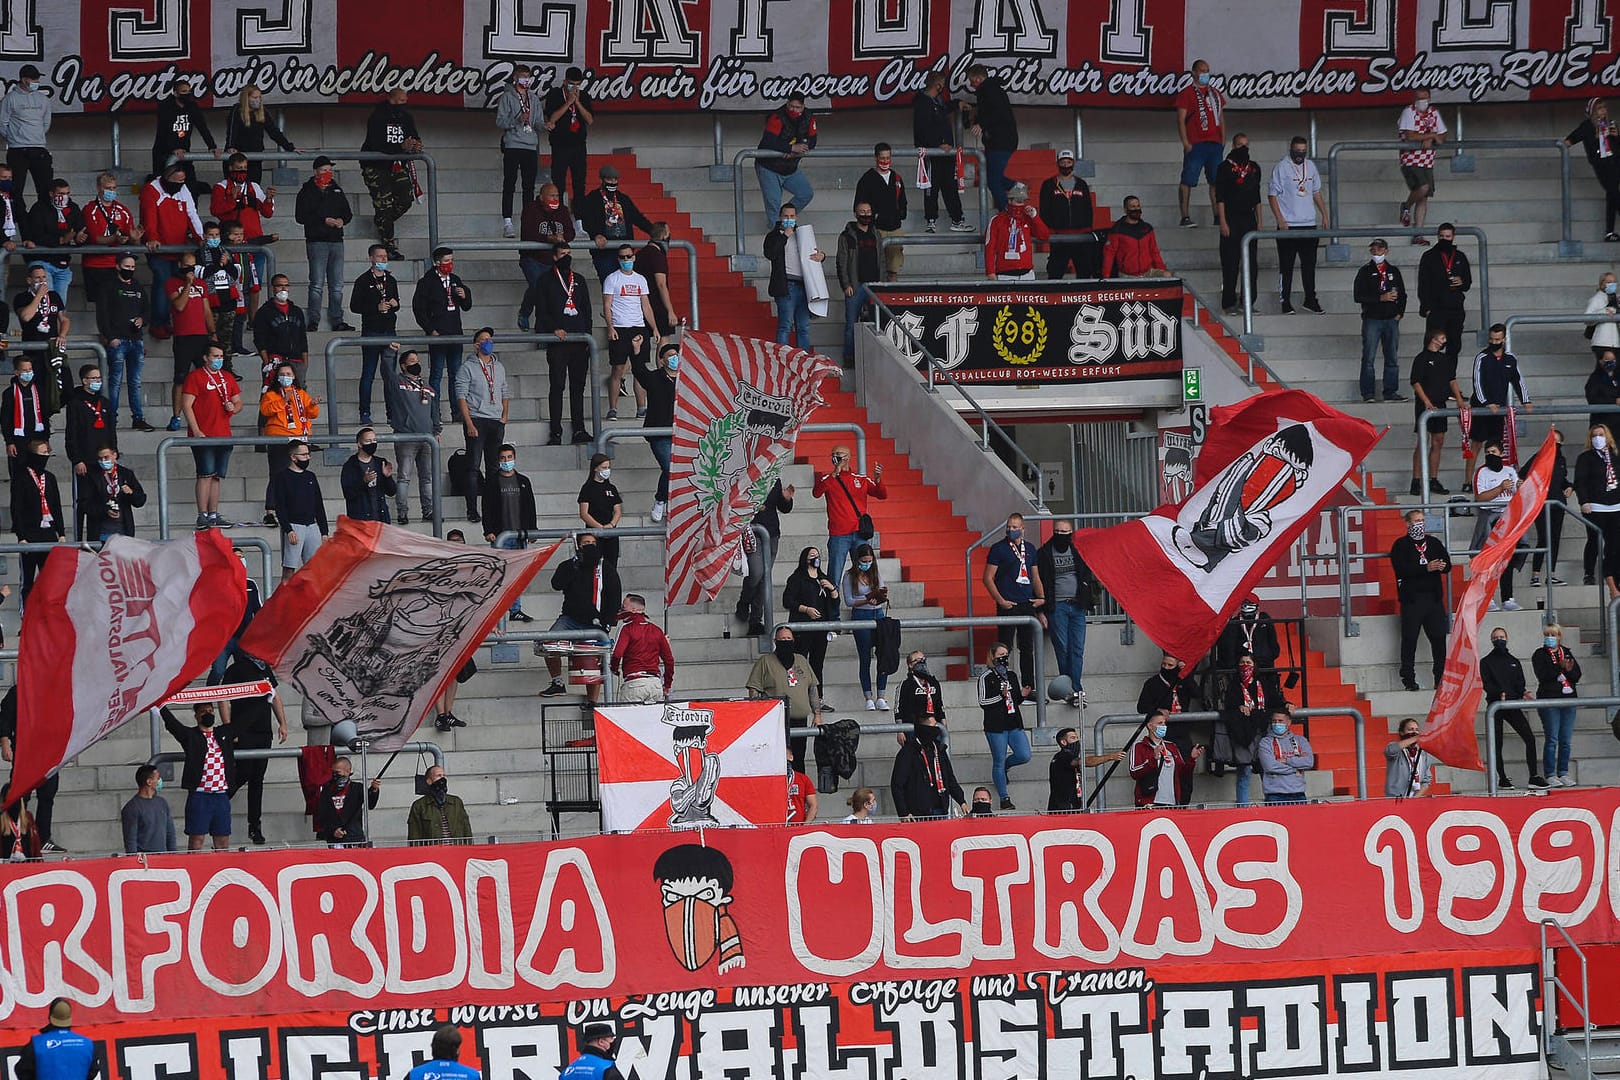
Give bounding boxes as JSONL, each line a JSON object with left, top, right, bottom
{"left": 273, "top": 289, "right": 290, "bottom": 303}
{"left": 1372, "top": 253, "right": 1386, "bottom": 264}
{"left": 597, "top": 467, "right": 611, "bottom": 481}
{"left": 1596, "top": 434, "right": 1609, "bottom": 450}
{"left": 1415, "top": 99, "right": 1431, "bottom": 112}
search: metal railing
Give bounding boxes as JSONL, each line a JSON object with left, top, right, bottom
{"left": 864, "top": 290, "right": 1046, "bottom": 510}
{"left": 423, "top": 238, "right": 702, "bottom": 330}
{"left": 1089, "top": 705, "right": 1368, "bottom": 810}
{"left": 1541, "top": 918, "right": 1595, "bottom": 1080}
{"left": 877, "top": 232, "right": 985, "bottom": 273}
{"left": 1241, "top": 225, "right": 1491, "bottom": 344}
{"left": 1503, "top": 311, "right": 1620, "bottom": 356}
{"left": 731, "top": 147, "right": 990, "bottom": 256}
{"left": 963, "top": 512, "right": 1143, "bottom": 646}
{"left": 321, "top": 332, "right": 602, "bottom": 438}
{"left": 153, "top": 432, "right": 442, "bottom": 538}
{"left": 5, "top": 243, "right": 278, "bottom": 287}
{"left": 1180, "top": 276, "right": 1285, "bottom": 387}
{"left": 592, "top": 421, "right": 868, "bottom": 474}
{"left": 1325, "top": 138, "right": 1578, "bottom": 256}
{"left": 1416, "top": 405, "right": 1607, "bottom": 498}
{"left": 6, "top": 338, "right": 107, "bottom": 365}
{"left": 1487, "top": 697, "right": 1620, "bottom": 796}
{"left": 783, "top": 614, "right": 1047, "bottom": 731}
{"left": 237, "top": 150, "right": 439, "bottom": 256}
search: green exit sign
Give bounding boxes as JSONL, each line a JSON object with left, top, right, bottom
{"left": 1182, "top": 368, "right": 1202, "bottom": 402}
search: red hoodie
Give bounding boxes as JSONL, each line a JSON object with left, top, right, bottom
{"left": 140, "top": 178, "right": 204, "bottom": 247}
{"left": 611, "top": 612, "right": 675, "bottom": 691}
{"left": 1101, "top": 218, "right": 1167, "bottom": 277}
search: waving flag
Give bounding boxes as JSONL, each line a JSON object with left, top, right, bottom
{"left": 1074, "top": 390, "right": 1379, "bottom": 663}
{"left": 10, "top": 531, "right": 245, "bottom": 800}
{"left": 1423, "top": 431, "right": 1556, "bottom": 771}
{"left": 666, "top": 333, "right": 840, "bottom": 605}
{"left": 241, "top": 519, "right": 561, "bottom": 750}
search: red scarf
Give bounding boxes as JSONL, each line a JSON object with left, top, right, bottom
{"left": 283, "top": 389, "right": 308, "bottom": 433}
{"left": 1238, "top": 670, "right": 1258, "bottom": 711}
{"left": 1192, "top": 85, "right": 1222, "bottom": 131}
{"left": 104, "top": 466, "right": 121, "bottom": 500}
{"left": 28, "top": 467, "right": 50, "bottom": 524}
{"left": 921, "top": 742, "right": 946, "bottom": 793}
{"left": 555, "top": 268, "right": 578, "bottom": 315}
{"left": 10, "top": 381, "right": 40, "bottom": 436}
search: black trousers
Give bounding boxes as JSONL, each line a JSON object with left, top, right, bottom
{"left": 465, "top": 415, "right": 505, "bottom": 515}
{"left": 1587, "top": 509, "right": 1620, "bottom": 582}
{"left": 546, "top": 343, "right": 590, "bottom": 438}
{"left": 32, "top": 771, "right": 57, "bottom": 844}
{"left": 1494, "top": 708, "right": 1539, "bottom": 782}
{"left": 549, "top": 144, "right": 588, "bottom": 208}
{"left": 231, "top": 754, "right": 269, "bottom": 830}
{"left": 996, "top": 599, "right": 1039, "bottom": 691}
{"left": 1275, "top": 228, "right": 1319, "bottom": 304}
{"left": 1597, "top": 160, "right": 1620, "bottom": 234}
{"left": 5, "top": 147, "right": 52, "bottom": 206}
{"left": 1532, "top": 504, "right": 1565, "bottom": 573}
{"left": 787, "top": 715, "right": 807, "bottom": 775}
{"left": 1047, "top": 242, "right": 1100, "bottom": 280}
{"left": 920, "top": 153, "right": 964, "bottom": 224}
{"left": 798, "top": 630, "right": 829, "bottom": 687}
{"left": 501, "top": 148, "right": 539, "bottom": 219}
{"left": 1398, "top": 593, "right": 1448, "bottom": 683}
{"left": 1428, "top": 307, "right": 1467, "bottom": 367}
{"left": 1220, "top": 214, "right": 1259, "bottom": 308}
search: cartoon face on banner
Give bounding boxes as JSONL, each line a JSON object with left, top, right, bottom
{"left": 653, "top": 844, "right": 745, "bottom": 973}
{"left": 1159, "top": 429, "right": 1196, "bottom": 505}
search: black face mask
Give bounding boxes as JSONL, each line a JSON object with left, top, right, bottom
{"left": 404, "top": 363, "right": 422, "bottom": 376}
{"left": 197, "top": 713, "right": 215, "bottom": 727}
{"left": 971, "top": 802, "right": 994, "bottom": 815}
{"left": 1231, "top": 146, "right": 1250, "bottom": 164}
{"left": 1289, "top": 149, "right": 1307, "bottom": 163}
{"left": 429, "top": 777, "right": 448, "bottom": 804}
{"left": 1057, "top": 163, "right": 1074, "bottom": 174}
{"left": 774, "top": 641, "right": 796, "bottom": 666}
{"left": 1125, "top": 210, "right": 1142, "bottom": 220}
{"left": 1486, "top": 454, "right": 1503, "bottom": 469}
{"left": 1490, "top": 343, "right": 1505, "bottom": 354}
{"left": 856, "top": 215, "right": 873, "bottom": 225}
{"left": 578, "top": 545, "right": 599, "bottom": 564}
{"left": 1491, "top": 639, "right": 1508, "bottom": 651}
{"left": 161, "top": 179, "right": 183, "bottom": 195}
{"left": 331, "top": 775, "right": 351, "bottom": 788}
{"left": 1436, "top": 238, "right": 1454, "bottom": 250}
{"left": 27, "top": 452, "right": 49, "bottom": 471}
{"left": 359, "top": 442, "right": 379, "bottom": 455}
{"left": 1052, "top": 534, "right": 1072, "bottom": 551}
{"left": 118, "top": 268, "right": 135, "bottom": 281}
{"left": 555, "top": 255, "right": 572, "bottom": 270}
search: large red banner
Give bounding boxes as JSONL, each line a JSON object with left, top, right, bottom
{"left": 0, "top": 791, "right": 1612, "bottom": 1032}
{"left": 21, "top": 1, "right": 1620, "bottom": 114}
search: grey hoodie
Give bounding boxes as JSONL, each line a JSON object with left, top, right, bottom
{"left": 0, "top": 82, "right": 51, "bottom": 148}
{"left": 494, "top": 84, "right": 541, "bottom": 152}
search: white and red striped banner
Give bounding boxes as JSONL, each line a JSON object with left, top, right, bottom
{"left": 240, "top": 519, "right": 561, "bottom": 750}
{"left": 1075, "top": 390, "right": 1379, "bottom": 663}
{"left": 665, "top": 333, "right": 839, "bottom": 606}
{"left": 10, "top": 531, "right": 245, "bottom": 799}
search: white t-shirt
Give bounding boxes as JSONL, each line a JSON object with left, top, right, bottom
{"left": 1267, "top": 156, "right": 1323, "bottom": 227}
{"left": 840, "top": 814, "right": 875, "bottom": 825}
{"left": 1473, "top": 463, "right": 1518, "bottom": 506}
{"left": 603, "top": 269, "right": 650, "bottom": 327}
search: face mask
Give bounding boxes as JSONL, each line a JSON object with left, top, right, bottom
{"left": 278, "top": 374, "right": 295, "bottom": 387}
{"left": 1490, "top": 342, "right": 1504, "bottom": 353}
{"left": 1608, "top": 282, "right": 1618, "bottom": 295}
{"left": 405, "top": 363, "right": 422, "bottom": 376}
{"left": 205, "top": 236, "right": 221, "bottom": 248}
{"left": 774, "top": 641, "right": 796, "bottom": 665}
{"left": 971, "top": 802, "right": 994, "bottom": 815}
{"left": 1486, "top": 453, "right": 1503, "bottom": 469}
{"left": 516, "top": 77, "right": 532, "bottom": 88}
{"left": 1402, "top": 731, "right": 1419, "bottom": 741}
{"left": 856, "top": 214, "right": 873, "bottom": 225}
{"left": 1007, "top": 527, "right": 1022, "bottom": 540}
{"left": 911, "top": 660, "right": 929, "bottom": 676}
{"left": 313, "top": 173, "right": 333, "bottom": 189}
{"left": 555, "top": 254, "right": 572, "bottom": 271}
{"left": 1290, "top": 149, "right": 1307, "bottom": 163}
{"left": 809, "top": 556, "right": 820, "bottom": 569}
{"left": 27, "top": 452, "right": 47, "bottom": 470}
{"left": 478, "top": 339, "right": 496, "bottom": 356}
{"left": 360, "top": 442, "right": 378, "bottom": 455}
{"left": 1606, "top": 360, "right": 1616, "bottom": 373}
{"left": 99, "top": 459, "right": 114, "bottom": 471}
{"left": 155, "top": 777, "right": 164, "bottom": 792}
{"left": 429, "top": 778, "right": 449, "bottom": 803}
{"left": 1372, "top": 253, "right": 1385, "bottom": 264}
{"left": 1196, "top": 72, "right": 1211, "bottom": 86}
{"left": 52, "top": 194, "right": 68, "bottom": 209}
{"left": 1232, "top": 145, "right": 1250, "bottom": 164}
{"left": 1153, "top": 725, "right": 1169, "bottom": 739}
{"left": 604, "top": 182, "right": 619, "bottom": 192}
{"left": 499, "top": 460, "right": 516, "bottom": 473}
{"left": 596, "top": 467, "right": 612, "bottom": 482}
{"left": 858, "top": 559, "right": 874, "bottom": 571}
{"left": 1052, "top": 533, "right": 1072, "bottom": 551}
{"left": 198, "top": 713, "right": 215, "bottom": 727}
{"left": 1490, "top": 638, "right": 1507, "bottom": 651}
{"left": 373, "top": 261, "right": 389, "bottom": 273}
{"left": 291, "top": 457, "right": 310, "bottom": 470}
{"left": 1271, "top": 722, "right": 1290, "bottom": 736}
{"left": 665, "top": 354, "right": 681, "bottom": 373}
{"left": 1408, "top": 522, "right": 1426, "bottom": 539}
{"left": 119, "top": 268, "right": 134, "bottom": 280}
{"left": 274, "top": 289, "right": 290, "bottom": 303}
{"left": 0, "top": 180, "right": 10, "bottom": 193}
{"left": 16, "top": 371, "right": 31, "bottom": 384}
{"left": 438, "top": 260, "right": 454, "bottom": 274}
{"left": 780, "top": 218, "right": 796, "bottom": 229}
{"left": 546, "top": 199, "right": 561, "bottom": 210}
{"left": 331, "top": 774, "right": 351, "bottom": 788}
{"left": 1546, "top": 636, "right": 1560, "bottom": 649}
{"left": 100, "top": 189, "right": 118, "bottom": 203}
{"left": 1597, "top": 435, "right": 1609, "bottom": 450}
{"left": 1415, "top": 99, "right": 1431, "bottom": 112}
{"left": 1126, "top": 209, "right": 1142, "bottom": 220}
{"left": 1162, "top": 663, "right": 1178, "bottom": 673}
{"left": 1241, "top": 604, "right": 1258, "bottom": 617}
{"left": 88, "top": 380, "right": 102, "bottom": 393}
{"left": 619, "top": 258, "right": 634, "bottom": 271}
{"left": 1058, "top": 163, "right": 1074, "bottom": 174}
{"left": 993, "top": 657, "right": 1009, "bottom": 672}
{"left": 209, "top": 357, "right": 224, "bottom": 371}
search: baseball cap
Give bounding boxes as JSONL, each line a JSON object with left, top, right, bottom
{"left": 48, "top": 999, "right": 72, "bottom": 1027}
{"left": 313, "top": 156, "right": 334, "bottom": 170}
{"left": 18, "top": 64, "right": 40, "bottom": 80}
{"left": 1057, "top": 149, "right": 1076, "bottom": 162}
{"left": 600, "top": 164, "right": 620, "bottom": 180}
{"left": 1369, "top": 238, "right": 1388, "bottom": 250}
{"left": 1007, "top": 182, "right": 1030, "bottom": 203}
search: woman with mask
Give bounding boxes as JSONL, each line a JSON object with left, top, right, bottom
{"left": 577, "top": 452, "right": 623, "bottom": 566}
{"left": 841, "top": 787, "right": 877, "bottom": 824}
{"left": 1255, "top": 708, "right": 1315, "bottom": 806}
{"left": 1565, "top": 98, "right": 1620, "bottom": 242}
{"left": 1575, "top": 423, "right": 1620, "bottom": 590}
{"left": 1532, "top": 623, "right": 1583, "bottom": 787}
{"left": 223, "top": 88, "right": 298, "bottom": 186}
{"left": 258, "top": 361, "right": 319, "bottom": 526}
{"left": 0, "top": 782, "right": 38, "bottom": 860}
{"left": 977, "top": 643, "right": 1031, "bottom": 810}
{"left": 1470, "top": 442, "right": 1524, "bottom": 610}
{"left": 636, "top": 342, "right": 679, "bottom": 521}
{"left": 840, "top": 542, "right": 889, "bottom": 710}
{"left": 783, "top": 545, "right": 838, "bottom": 696}
{"left": 1584, "top": 271, "right": 1620, "bottom": 361}
{"left": 1128, "top": 708, "right": 1201, "bottom": 808}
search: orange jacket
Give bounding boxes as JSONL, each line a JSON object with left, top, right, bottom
{"left": 259, "top": 386, "right": 319, "bottom": 436}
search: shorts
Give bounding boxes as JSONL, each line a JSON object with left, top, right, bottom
{"left": 1400, "top": 165, "right": 1435, "bottom": 195}
{"left": 608, "top": 326, "right": 649, "bottom": 368}
{"left": 282, "top": 521, "right": 323, "bottom": 569}
{"left": 173, "top": 334, "right": 209, "bottom": 384}
{"left": 1180, "top": 141, "right": 1222, "bottom": 188}
{"left": 1414, "top": 403, "right": 1448, "bottom": 434}
{"left": 550, "top": 613, "right": 592, "bottom": 634}
{"left": 1470, "top": 411, "right": 1505, "bottom": 447}
{"left": 184, "top": 789, "right": 232, "bottom": 837}
{"left": 190, "top": 445, "right": 233, "bottom": 478}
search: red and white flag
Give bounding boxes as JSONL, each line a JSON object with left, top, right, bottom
{"left": 1423, "top": 431, "right": 1556, "bottom": 771}
{"left": 10, "top": 531, "right": 245, "bottom": 799}
{"left": 1074, "top": 390, "right": 1380, "bottom": 663}
{"left": 240, "top": 519, "right": 561, "bottom": 750}
{"left": 665, "top": 333, "right": 840, "bottom": 605}
{"left": 596, "top": 699, "right": 788, "bottom": 832}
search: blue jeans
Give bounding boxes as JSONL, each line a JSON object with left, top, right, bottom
{"left": 985, "top": 728, "right": 1032, "bottom": 800}
{"left": 498, "top": 534, "right": 526, "bottom": 614}
{"left": 647, "top": 436, "right": 672, "bottom": 502}
{"left": 517, "top": 256, "right": 544, "bottom": 322}
{"left": 1234, "top": 763, "right": 1252, "bottom": 806}
{"left": 1359, "top": 317, "right": 1400, "bottom": 400}
{"left": 29, "top": 262, "right": 71, "bottom": 304}
{"left": 842, "top": 284, "right": 871, "bottom": 361}
{"left": 1265, "top": 791, "right": 1306, "bottom": 805}
{"left": 1540, "top": 705, "right": 1578, "bottom": 777}
{"left": 148, "top": 256, "right": 177, "bottom": 328}
{"left": 755, "top": 164, "right": 814, "bottom": 225}
{"left": 827, "top": 531, "right": 868, "bottom": 588}
{"left": 1046, "top": 600, "right": 1088, "bottom": 689}
{"left": 851, "top": 605, "right": 886, "bottom": 696}
{"left": 430, "top": 343, "right": 461, "bottom": 413}
{"left": 777, "top": 280, "right": 810, "bottom": 347}
{"left": 359, "top": 344, "right": 387, "bottom": 419}
{"left": 305, "top": 240, "right": 344, "bottom": 326}
{"left": 105, "top": 338, "right": 146, "bottom": 421}
{"left": 986, "top": 149, "right": 1015, "bottom": 210}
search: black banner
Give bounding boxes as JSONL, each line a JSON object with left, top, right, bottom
{"left": 869, "top": 281, "right": 1184, "bottom": 385}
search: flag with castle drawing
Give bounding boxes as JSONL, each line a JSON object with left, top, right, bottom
{"left": 664, "top": 332, "right": 840, "bottom": 604}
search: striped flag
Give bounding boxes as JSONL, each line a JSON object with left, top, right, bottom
{"left": 665, "top": 333, "right": 840, "bottom": 605}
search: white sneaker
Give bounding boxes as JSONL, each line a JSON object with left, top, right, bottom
{"left": 875, "top": 697, "right": 889, "bottom": 710}
{"left": 1502, "top": 598, "right": 1523, "bottom": 611}
{"left": 1560, "top": 774, "right": 1576, "bottom": 787}
{"left": 1487, "top": 600, "right": 1503, "bottom": 611}
{"left": 502, "top": 217, "right": 515, "bottom": 238}
{"left": 864, "top": 698, "right": 878, "bottom": 711}
{"left": 651, "top": 500, "right": 667, "bottom": 523}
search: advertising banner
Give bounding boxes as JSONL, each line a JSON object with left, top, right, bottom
{"left": 17, "top": 2, "right": 1620, "bottom": 114}
{"left": 870, "top": 281, "right": 1183, "bottom": 385}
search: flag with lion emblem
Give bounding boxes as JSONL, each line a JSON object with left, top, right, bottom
{"left": 665, "top": 334, "right": 840, "bottom": 605}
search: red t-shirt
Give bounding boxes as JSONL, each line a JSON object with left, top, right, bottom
{"left": 170, "top": 278, "right": 211, "bottom": 337}
{"left": 787, "top": 768, "right": 813, "bottom": 823}
{"left": 181, "top": 367, "right": 239, "bottom": 437}
{"left": 1175, "top": 84, "right": 1226, "bottom": 143}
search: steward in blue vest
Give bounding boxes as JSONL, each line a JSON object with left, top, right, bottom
{"left": 560, "top": 1024, "right": 624, "bottom": 1080}
{"left": 406, "top": 1027, "right": 481, "bottom": 1080}
{"left": 16, "top": 999, "right": 98, "bottom": 1080}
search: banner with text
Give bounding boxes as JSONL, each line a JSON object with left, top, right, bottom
{"left": 871, "top": 281, "right": 1183, "bottom": 385}
{"left": 15, "top": 2, "right": 1620, "bottom": 114}
{"left": 0, "top": 949, "right": 1545, "bottom": 1080}
{"left": 0, "top": 792, "right": 1613, "bottom": 1031}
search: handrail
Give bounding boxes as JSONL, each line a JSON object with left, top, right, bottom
{"left": 1487, "top": 697, "right": 1620, "bottom": 796}
{"left": 153, "top": 432, "right": 443, "bottom": 538}
{"left": 1503, "top": 311, "right": 1620, "bottom": 356}
{"left": 876, "top": 232, "right": 985, "bottom": 273}
{"left": 782, "top": 614, "right": 1046, "bottom": 731}
{"left": 1241, "top": 225, "right": 1490, "bottom": 341}
{"left": 322, "top": 332, "right": 601, "bottom": 437}
{"left": 1610, "top": 596, "right": 1620, "bottom": 698}
{"left": 1325, "top": 138, "right": 1576, "bottom": 254}
{"left": 1416, "top": 404, "right": 1617, "bottom": 498}
{"left": 424, "top": 238, "right": 702, "bottom": 330}
{"left": 6, "top": 339, "right": 107, "bottom": 364}
{"left": 864, "top": 292, "right": 1045, "bottom": 511}
{"left": 236, "top": 150, "right": 439, "bottom": 257}
{"left": 1179, "top": 276, "right": 1285, "bottom": 387}
{"left": 1089, "top": 711, "right": 1215, "bottom": 810}
{"left": 1541, "top": 917, "right": 1595, "bottom": 1080}
{"left": 731, "top": 147, "right": 990, "bottom": 256}
{"left": 592, "top": 421, "right": 867, "bottom": 474}
{"left": 6, "top": 243, "right": 277, "bottom": 286}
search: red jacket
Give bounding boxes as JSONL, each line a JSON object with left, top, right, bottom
{"left": 210, "top": 179, "right": 275, "bottom": 239}
{"left": 82, "top": 200, "right": 137, "bottom": 270}
{"left": 1128, "top": 737, "right": 1193, "bottom": 807}
{"left": 1101, "top": 219, "right": 1167, "bottom": 277}
{"left": 611, "top": 612, "right": 674, "bottom": 689}
{"left": 140, "top": 179, "right": 203, "bottom": 247}
{"left": 984, "top": 207, "right": 1050, "bottom": 275}
{"left": 812, "top": 469, "right": 887, "bottom": 536}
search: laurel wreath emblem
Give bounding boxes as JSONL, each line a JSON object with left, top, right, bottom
{"left": 991, "top": 305, "right": 1049, "bottom": 366}
{"left": 693, "top": 410, "right": 748, "bottom": 511}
